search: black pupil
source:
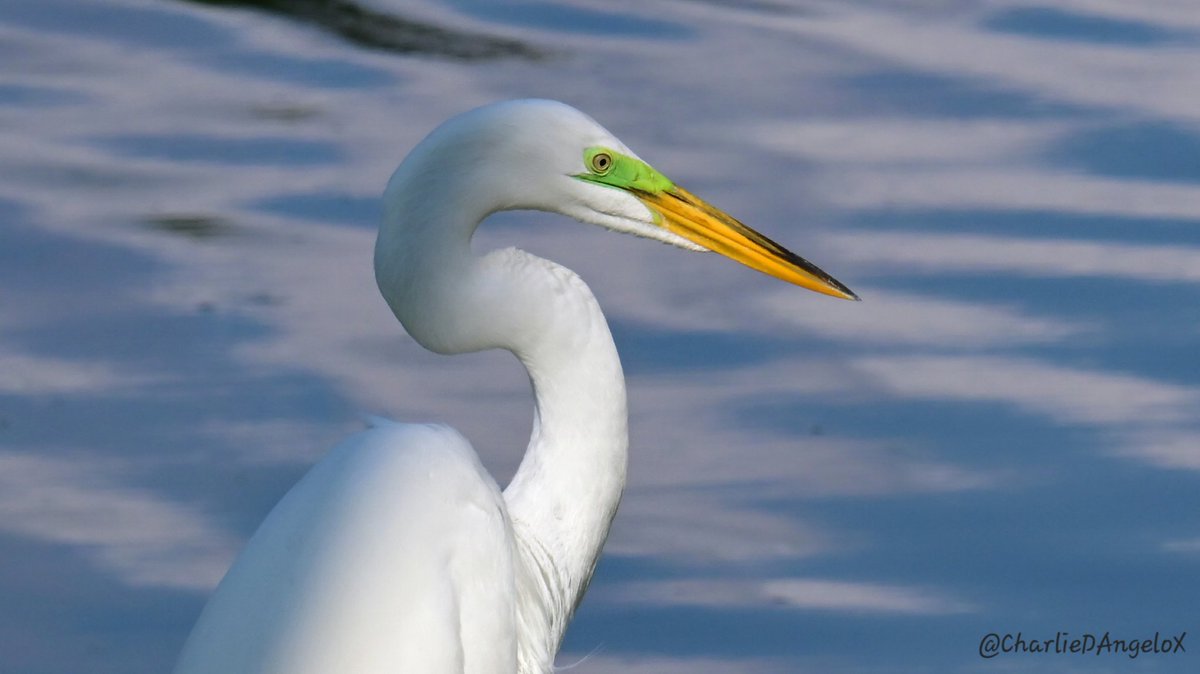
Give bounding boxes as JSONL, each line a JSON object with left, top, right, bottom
{"left": 596, "top": 155, "right": 609, "bottom": 170}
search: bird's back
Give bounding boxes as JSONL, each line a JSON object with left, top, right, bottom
{"left": 174, "top": 422, "right": 518, "bottom": 674}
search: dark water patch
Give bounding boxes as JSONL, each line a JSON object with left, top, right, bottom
{"left": 16, "top": 302, "right": 264, "bottom": 370}
{"left": 871, "top": 275, "right": 1200, "bottom": 331}
{"left": 98, "top": 134, "right": 341, "bottom": 166}
{"left": 589, "top": 553, "right": 704, "bottom": 583}
{"left": 845, "top": 209, "right": 1200, "bottom": 246}
{"left": 0, "top": 0, "right": 233, "bottom": 50}
{"left": 247, "top": 102, "right": 324, "bottom": 123}
{"left": 181, "top": 0, "right": 542, "bottom": 60}
{"left": 448, "top": 0, "right": 690, "bottom": 38}
{"left": 797, "top": 472, "right": 1200, "bottom": 614}
{"left": 205, "top": 50, "right": 396, "bottom": 88}
{"left": 983, "top": 6, "right": 1192, "bottom": 47}
{"left": 566, "top": 602, "right": 984, "bottom": 663}
{"left": 837, "top": 69, "right": 1087, "bottom": 119}
{"left": 0, "top": 83, "right": 85, "bottom": 108}
{"left": 672, "top": 0, "right": 797, "bottom": 15}
{"left": 12, "top": 160, "right": 171, "bottom": 191}
{"left": 0, "top": 211, "right": 154, "bottom": 304}
{"left": 0, "top": 194, "right": 27, "bottom": 229}
{"left": 0, "top": 535, "right": 192, "bottom": 674}
{"left": 142, "top": 214, "right": 238, "bottom": 240}
{"left": 2, "top": 307, "right": 348, "bottom": 466}
{"left": 1088, "top": 342, "right": 1200, "bottom": 390}
{"left": 742, "top": 397, "right": 1061, "bottom": 469}
{"left": 611, "top": 321, "right": 795, "bottom": 374}
{"left": 1047, "top": 122, "right": 1200, "bottom": 183}
{"left": 847, "top": 250, "right": 1199, "bottom": 293}
{"left": 566, "top": 604, "right": 819, "bottom": 658}
{"left": 250, "top": 191, "right": 380, "bottom": 226}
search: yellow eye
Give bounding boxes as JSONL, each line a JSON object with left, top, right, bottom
{"left": 590, "top": 152, "right": 613, "bottom": 174}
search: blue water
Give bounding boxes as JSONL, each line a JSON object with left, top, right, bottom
{"left": 2, "top": 1, "right": 1199, "bottom": 673}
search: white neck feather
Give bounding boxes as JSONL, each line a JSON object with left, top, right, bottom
{"left": 496, "top": 249, "right": 628, "bottom": 672}
{"left": 375, "top": 152, "right": 628, "bottom": 673}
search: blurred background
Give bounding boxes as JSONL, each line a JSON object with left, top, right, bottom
{"left": 2, "top": 0, "right": 1199, "bottom": 672}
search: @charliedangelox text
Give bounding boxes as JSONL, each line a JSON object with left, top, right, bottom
{"left": 979, "top": 631, "right": 1186, "bottom": 659}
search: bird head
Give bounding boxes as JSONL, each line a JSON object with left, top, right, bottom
{"left": 490, "top": 100, "right": 858, "bottom": 301}
{"left": 385, "top": 99, "right": 858, "bottom": 301}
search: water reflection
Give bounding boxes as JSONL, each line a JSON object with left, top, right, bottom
{"left": 101, "top": 134, "right": 343, "bottom": 165}
{"left": 180, "top": 0, "right": 543, "bottom": 59}
{"left": 142, "top": 214, "right": 238, "bottom": 240}
{"left": 0, "top": 82, "right": 84, "bottom": 107}
{"left": 207, "top": 50, "right": 398, "bottom": 89}
{"left": 1049, "top": 122, "right": 1200, "bottom": 182}
{"left": 982, "top": 6, "right": 1196, "bottom": 46}
{"left": 2, "top": 0, "right": 1199, "bottom": 673}
{"left": 837, "top": 70, "right": 1086, "bottom": 118}
{"left": 0, "top": 0, "right": 232, "bottom": 49}
{"left": 250, "top": 191, "right": 380, "bottom": 227}
{"left": 446, "top": 0, "right": 692, "bottom": 38}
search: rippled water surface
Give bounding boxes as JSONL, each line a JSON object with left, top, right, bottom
{"left": 3, "top": 1, "right": 1200, "bottom": 672}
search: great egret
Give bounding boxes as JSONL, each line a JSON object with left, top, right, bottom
{"left": 174, "top": 99, "right": 856, "bottom": 674}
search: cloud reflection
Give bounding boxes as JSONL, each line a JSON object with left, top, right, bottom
{"left": 0, "top": 451, "right": 235, "bottom": 590}
{"left": 604, "top": 577, "right": 973, "bottom": 615}
{"left": 0, "top": 350, "right": 149, "bottom": 395}
{"left": 828, "top": 231, "right": 1200, "bottom": 284}
{"left": 556, "top": 655, "right": 791, "bottom": 674}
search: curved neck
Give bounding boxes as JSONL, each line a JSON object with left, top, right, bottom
{"left": 375, "top": 154, "right": 628, "bottom": 673}
{"left": 502, "top": 255, "right": 628, "bottom": 671}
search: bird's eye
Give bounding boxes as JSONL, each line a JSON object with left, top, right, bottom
{"left": 590, "top": 152, "right": 613, "bottom": 175}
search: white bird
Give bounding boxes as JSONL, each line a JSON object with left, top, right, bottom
{"left": 173, "top": 99, "right": 856, "bottom": 674}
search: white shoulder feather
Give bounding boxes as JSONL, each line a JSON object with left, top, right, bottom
{"left": 174, "top": 423, "right": 518, "bottom": 674}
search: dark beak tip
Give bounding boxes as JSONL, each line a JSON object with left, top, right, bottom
{"left": 829, "top": 281, "right": 860, "bottom": 302}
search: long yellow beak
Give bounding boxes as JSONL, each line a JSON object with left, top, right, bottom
{"left": 637, "top": 185, "right": 859, "bottom": 301}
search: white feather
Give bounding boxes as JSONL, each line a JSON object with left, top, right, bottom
{"left": 175, "top": 100, "right": 666, "bottom": 673}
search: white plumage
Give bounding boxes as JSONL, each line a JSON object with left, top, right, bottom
{"left": 175, "top": 99, "right": 855, "bottom": 674}
{"left": 176, "top": 423, "right": 517, "bottom": 671}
